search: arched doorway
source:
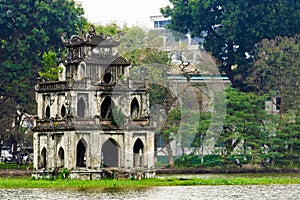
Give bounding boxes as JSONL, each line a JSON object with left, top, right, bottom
{"left": 40, "top": 147, "right": 47, "bottom": 168}
{"left": 61, "top": 105, "right": 66, "bottom": 118}
{"left": 45, "top": 106, "right": 50, "bottom": 119}
{"left": 130, "top": 98, "right": 139, "bottom": 118}
{"left": 77, "top": 97, "right": 85, "bottom": 118}
{"left": 101, "top": 96, "right": 115, "bottom": 119}
{"left": 133, "top": 138, "right": 144, "bottom": 168}
{"left": 76, "top": 138, "right": 87, "bottom": 167}
{"left": 58, "top": 147, "right": 64, "bottom": 168}
{"left": 101, "top": 138, "right": 119, "bottom": 167}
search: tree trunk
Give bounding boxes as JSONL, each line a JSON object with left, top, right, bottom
{"left": 223, "top": 65, "right": 239, "bottom": 88}
{"left": 0, "top": 142, "right": 2, "bottom": 159}
{"left": 164, "top": 137, "right": 174, "bottom": 168}
{"left": 290, "top": 143, "right": 294, "bottom": 167}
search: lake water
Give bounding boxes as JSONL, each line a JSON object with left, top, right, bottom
{"left": 0, "top": 184, "right": 299, "bottom": 200}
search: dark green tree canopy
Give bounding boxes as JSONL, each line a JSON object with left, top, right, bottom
{"left": 249, "top": 34, "right": 300, "bottom": 114}
{"left": 161, "top": 0, "right": 300, "bottom": 90}
{"left": 0, "top": 0, "right": 86, "bottom": 112}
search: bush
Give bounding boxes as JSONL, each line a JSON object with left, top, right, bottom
{"left": 58, "top": 168, "right": 70, "bottom": 179}
{"left": 175, "top": 155, "right": 201, "bottom": 168}
{"left": 0, "top": 162, "right": 30, "bottom": 170}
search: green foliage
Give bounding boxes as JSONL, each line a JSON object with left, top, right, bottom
{"left": 118, "top": 26, "right": 172, "bottom": 108}
{"left": 212, "top": 87, "right": 300, "bottom": 168}
{"left": 38, "top": 51, "right": 63, "bottom": 81}
{"left": 216, "top": 87, "right": 269, "bottom": 163}
{"left": 118, "top": 26, "right": 148, "bottom": 56}
{"left": 0, "top": 96, "right": 17, "bottom": 143}
{"left": 265, "top": 112, "right": 300, "bottom": 168}
{"left": 0, "top": 162, "right": 31, "bottom": 170}
{"left": 162, "top": 107, "right": 181, "bottom": 139}
{"left": 162, "top": 0, "right": 300, "bottom": 90}
{"left": 83, "top": 22, "right": 123, "bottom": 36}
{"left": 0, "top": 0, "right": 86, "bottom": 112}
{"left": 58, "top": 168, "right": 70, "bottom": 179}
{"left": 173, "top": 154, "right": 252, "bottom": 168}
{"left": 118, "top": 26, "right": 170, "bottom": 66}
{"left": 249, "top": 35, "right": 300, "bottom": 115}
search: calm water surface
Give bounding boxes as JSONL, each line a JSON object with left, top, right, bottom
{"left": 0, "top": 185, "right": 299, "bottom": 200}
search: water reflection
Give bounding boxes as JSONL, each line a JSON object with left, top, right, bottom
{"left": 1, "top": 185, "right": 299, "bottom": 200}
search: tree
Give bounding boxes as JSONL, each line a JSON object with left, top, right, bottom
{"left": 38, "top": 51, "right": 63, "bottom": 81}
{"left": 0, "top": 0, "right": 86, "bottom": 113}
{"left": 0, "top": 95, "right": 17, "bottom": 158}
{"left": 116, "top": 26, "right": 172, "bottom": 108}
{"left": 118, "top": 26, "right": 222, "bottom": 168}
{"left": 248, "top": 35, "right": 300, "bottom": 115}
{"left": 83, "top": 22, "right": 123, "bottom": 37}
{"left": 161, "top": 0, "right": 300, "bottom": 90}
{"left": 216, "top": 87, "right": 268, "bottom": 165}
{"left": 264, "top": 111, "right": 300, "bottom": 168}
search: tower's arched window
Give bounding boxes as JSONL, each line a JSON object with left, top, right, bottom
{"left": 58, "top": 147, "right": 65, "bottom": 167}
{"left": 103, "top": 72, "right": 112, "bottom": 84}
{"left": 133, "top": 138, "right": 144, "bottom": 167}
{"left": 101, "top": 138, "right": 119, "bottom": 167}
{"left": 61, "top": 105, "right": 66, "bottom": 118}
{"left": 76, "top": 138, "right": 87, "bottom": 167}
{"left": 45, "top": 106, "right": 50, "bottom": 119}
{"left": 130, "top": 98, "right": 140, "bottom": 119}
{"left": 101, "top": 96, "right": 115, "bottom": 119}
{"left": 77, "top": 98, "right": 85, "bottom": 118}
{"left": 40, "top": 147, "right": 47, "bottom": 168}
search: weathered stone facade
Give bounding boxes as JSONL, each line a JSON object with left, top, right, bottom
{"left": 32, "top": 29, "right": 155, "bottom": 179}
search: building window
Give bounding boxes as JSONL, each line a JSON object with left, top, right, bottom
{"left": 45, "top": 106, "right": 50, "bottom": 119}
{"left": 103, "top": 72, "right": 112, "bottom": 84}
{"left": 61, "top": 105, "right": 66, "bottom": 118}
{"left": 133, "top": 138, "right": 144, "bottom": 167}
{"left": 154, "top": 20, "right": 170, "bottom": 28}
{"left": 58, "top": 147, "right": 64, "bottom": 168}
{"left": 101, "top": 138, "right": 119, "bottom": 167}
{"left": 130, "top": 98, "right": 140, "bottom": 119}
{"left": 160, "top": 20, "right": 170, "bottom": 28}
{"left": 40, "top": 147, "right": 47, "bottom": 168}
{"left": 101, "top": 96, "right": 115, "bottom": 119}
{"left": 77, "top": 98, "right": 85, "bottom": 118}
{"left": 76, "top": 138, "right": 87, "bottom": 167}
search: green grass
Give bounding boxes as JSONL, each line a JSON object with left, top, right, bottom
{"left": 0, "top": 174, "right": 300, "bottom": 189}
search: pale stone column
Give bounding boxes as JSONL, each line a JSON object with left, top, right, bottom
{"left": 123, "top": 132, "right": 133, "bottom": 168}
{"left": 89, "top": 131, "right": 101, "bottom": 169}
{"left": 33, "top": 133, "right": 39, "bottom": 170}
{"left": 36, "top": 94, "right": 43, "bottom": 119}
{"left": 147, "top": 131, "right": 155, "bottom": 168}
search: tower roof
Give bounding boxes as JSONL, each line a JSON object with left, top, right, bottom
{"left": 61, "top": 34, "right": 120, "bottom": 48}
{"left": 85, "top": 53, "right": 130, "bottom": 66}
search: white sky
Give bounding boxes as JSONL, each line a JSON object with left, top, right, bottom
{"left": 79, "top": 0, "right": 170, "bottom": 27}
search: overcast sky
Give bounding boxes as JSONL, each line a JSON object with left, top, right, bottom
{"left": 80, "top": 0, "right": 170, "bottom": 27}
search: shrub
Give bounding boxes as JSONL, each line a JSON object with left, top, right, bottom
{"left": 58, "top": 168, "right": 70, "bottom": 179}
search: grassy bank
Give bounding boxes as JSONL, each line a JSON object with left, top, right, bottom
{"left": 0, "top": 174, "right": 300, "bottom": 189}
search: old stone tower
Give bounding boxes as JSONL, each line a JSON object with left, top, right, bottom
{"left": 32, "top": 29, "right": 155, "bottom": 179}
